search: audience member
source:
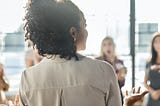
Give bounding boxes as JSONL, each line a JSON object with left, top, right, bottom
{"left": 96, "top": 36, "right": 127, "bottom": 105}
{"left": 144, "top": 32, "right": 160, "bottom": 106}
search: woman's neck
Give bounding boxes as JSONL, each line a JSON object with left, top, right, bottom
{"left": 156, "top": 53, "right": 160, "bottom": 63}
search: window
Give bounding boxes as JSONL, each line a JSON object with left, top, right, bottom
{"left": 138, "top": 23, "right": 158, "bottom": 49}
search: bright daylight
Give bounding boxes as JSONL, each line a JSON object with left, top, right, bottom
{"left": 0, "top": 0, "right": 160, "bottom": 106}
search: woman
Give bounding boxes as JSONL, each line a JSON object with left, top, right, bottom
{"left": 0, "top": 63, "right": 9, "bottom": 104}
{"left": 19, "top": 0, "right": 121, "bottom": 106}
{"left": 96, "top": 36, "right": 127, "bottom": 104}
{"left": 144, "top": 32, "right": 160, "bottom": 106}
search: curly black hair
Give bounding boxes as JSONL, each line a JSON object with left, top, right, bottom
{"left": 24, "top": 0, "right": 84, "bottom": 60}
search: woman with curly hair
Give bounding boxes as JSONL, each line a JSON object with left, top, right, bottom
{"left": 19, "top": 0, "right": 124, "bottom": 106}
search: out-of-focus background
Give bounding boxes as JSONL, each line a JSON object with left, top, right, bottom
{"left": 0, "top": 0, "right": 160, "bottom": 104}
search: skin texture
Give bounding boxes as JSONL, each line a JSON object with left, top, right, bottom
{"left": 25, "top": 48, "right": 43, "bottom": 68}
{"left": 125, "top": 87, "right": 148, "bottom": 106}
{"left": 70, "top": 16, "right": 88, "bottom": 51}
{"left": 102, "top": 39, "right": 115, "bottom": 62}
{"left": 14, "top": 95, "right": 20, "bottom": 106}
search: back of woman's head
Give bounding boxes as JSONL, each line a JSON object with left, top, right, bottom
{"left": 24, "top": 0, "right": 83, "bottom": 60}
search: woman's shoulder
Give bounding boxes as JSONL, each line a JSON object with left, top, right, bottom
{"left": 81, "top": 55, "right": 105, "bottom": 64}
{"left": 82, "top": 55, "right": 114, "bottom": 73}
{"left": 78, "top": 54, "right": 105, "bottom": 63}
{"left": 95, "top": 56, "right": 104, "bottom": 60}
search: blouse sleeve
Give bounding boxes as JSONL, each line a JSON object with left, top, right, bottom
{"left": 107, "top": 75, "right": 122, "bottom": 106}
{"left": 102, "top": 63, "right": 122, "bottom": 106}
{"left": 19, "top": 72, "right": 28, "bottom": 106}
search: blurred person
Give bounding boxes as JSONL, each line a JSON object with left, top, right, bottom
{"left": 144, "top": 32, "right": 160, "bottom": 106}
{"left": 96, "top": 36, "right": 127, "bottom": 105}
{"left": 0, "top": 63, "right": 9, "bottom": 104}
{"left": 25, "top": 40, "right": 43, "bottom": 68}
{"left": 20, "top": 0, "right": 122, "bottom": 106}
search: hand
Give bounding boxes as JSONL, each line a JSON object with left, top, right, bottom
{"left": 151, "top": 65, "right": 160, "bottom": 71}
{"left": 151, "top": 90, "right": 160, "bottom": 100}
{"left": 117, "top": 68, "right": 126, "bottom": 81}
{"left": 7, "top": 94, "right": 20, "bottom": 106}
{"left": 14, "top": 94, "right": 20, "bottom": 106}
{"left": 124, "top": 87, "right": 148, "bottom": 106}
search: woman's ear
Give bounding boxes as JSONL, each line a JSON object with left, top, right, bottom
{"left": 69, "top": 27, "right": 78, "bottom": 41}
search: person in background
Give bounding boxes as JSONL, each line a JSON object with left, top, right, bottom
{"left": 25, "top": 40, "right": 43, "bottom": 68}
{"left": 144, "top": 32, "right": 160, "bottom": 106}
{"left": 96, "top": 36, "right": 127, "bottom": 105}
{"left": 0, "top": 63, "right": 9, "bottom": 104}
{"left": 19, "top": 0, "right": 121, "bottom": 106}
